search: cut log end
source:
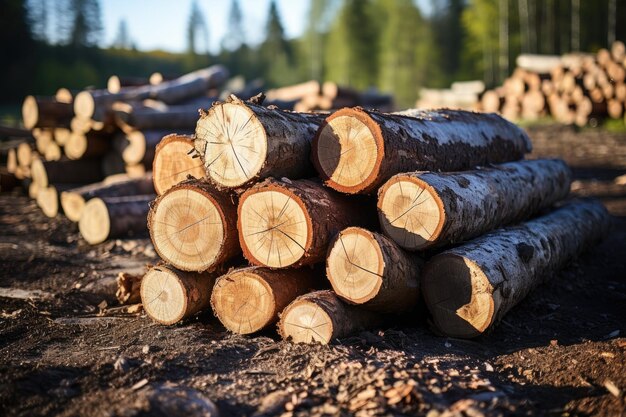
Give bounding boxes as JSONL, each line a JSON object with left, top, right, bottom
{"left": 313, "top": 109, "right": 382, "bottom": 194}
{"left": 326, "top": 227, "right": 384, "bottom": 304}
{"left": 22, "top": 95, "right": 38, "bottom": 130}
{"left": 211, "top": 270, "right": 276, "bottom": 334}
{"left": 140, "top": 267, "right": 189, "bottom": 325}
{"left": 60, "top": 191, "right": 85, "bottom": 222}
{"left": 153, "top": 134, "right": 205, "bottom": 195}
{"left": 422, "top": 254, "right": 494, "bottom": 339}
{"left": 377, "top": 175, "right": 444, "bottom": 250}
{"left": 239, "top": 187, "right": 310, "bottom": 268}
{"left": 78, "top": 198, "right": 111, "bottom": 244}
{"left": 196, "top": 102, "right": 267, "bottom": 187}
{"left": 150, "top": 186, "right": 225, "bottom": 271}
{"left": 74, "top": 91, "right": 95, "bottom": 120}
{"left": 280, "top": 299, "right": 334, "bottom": 344}
{"left": 30, "top": 158, "right": 47, "bottom": 187}
{"left": 36, "top": 186, "right": 59, "bottom": 218}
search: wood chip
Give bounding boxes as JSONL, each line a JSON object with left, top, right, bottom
{"left": 604, "top": 380, "right": 621, "bottom": 398}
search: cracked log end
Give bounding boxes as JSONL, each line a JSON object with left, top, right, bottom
{"left": 140, "top": 266, "right": 190, "bottom": 325}
{"left": 149, "top": 185, "right": 226, "bottom": 272}
{"left": 326, "top": 227, "right": 384, "bottom": 305}
{"left": 152, "top": 134, "right": 205, "bottom": 195}
{"left": 279, "top": 295, "right": 334, "bottom": 344}
{"left": 238, "top": 185, "right": 311, "bottom": 268}
{"left": 377, "top": 175, "right": 444, "bottom": 250}
{"left": 421, "top": 254, "right": 494, "bottom": 339}
{"left": 312, "top": 108, "right": 384, "bottom": 194}
{"left": 196, "top": 101, "right": 267, "bottom": 188}
{"left": 211, "top": 270, "right": 276, "bottom": 334}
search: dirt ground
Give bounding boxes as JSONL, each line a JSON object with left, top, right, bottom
{"left": 1, "top": 124, "right": 625, "bottom": 417}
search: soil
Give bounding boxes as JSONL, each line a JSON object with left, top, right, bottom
{"left": 1, "top": 124, "right": 625, "bottom": 417}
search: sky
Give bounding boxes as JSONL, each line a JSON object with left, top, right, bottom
{"left": 99, "top": 0, "right": 433, "bottom": 54}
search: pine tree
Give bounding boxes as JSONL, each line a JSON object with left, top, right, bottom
{"left": 260, "top": 1, "right": 296, "bottom": 86}
{"left": 68, "top": 0, "right": 102, "bottom": 47}
{"left": 222, "top": 0, "right": 244, "bottom": 51}
{"left": 187, "top": 0, "right": 209, "bottom": 55}
{"left": 378, "top": 0, "right": 435, "bottom": 107}
{"left": 113, "top": 19, "right": 131, "bottom": 49}
{"left": 325, "top": 0, "right": 379, "bottom": 89}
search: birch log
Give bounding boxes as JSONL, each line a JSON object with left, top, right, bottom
{"left": 238, "top": 178, "right": 368, "bottom": 268}
{"left": 278, "top": 290, "right": 382, "bottom": 344}
{"left": 421, "top": 199, "right": 610, "bottom": 338}
{"left": 147, "top": 179, "right": 239, "bottom": 272}
{"left": 211, "top": 266, "right": 319, "bottom": 334}
{"left": 194, "top": 95, "right": 325, "bottom": 189}
{"left": 326, "top": 227, "right": 421, "bottom": 313}
{"left": 312, "top": 108, "right": 532, "bottom": 194}
{"left": 377, "top": 159, "right": 572, "bottom": 250}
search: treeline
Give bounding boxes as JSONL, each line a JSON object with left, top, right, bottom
{"left": 1, "top": 0, "right": 625, "bottom": 108}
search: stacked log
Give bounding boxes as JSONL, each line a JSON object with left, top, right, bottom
{"left": 416, "top": 80, "right": 485, "bottom": 110}
{"left": 477, "top": 42, "right": 626, "bottom": 126}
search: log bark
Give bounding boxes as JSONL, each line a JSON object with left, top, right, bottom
{"left": 148, "top": 179, "right": 239, "bottom": 272}
{"left": 79, "top": 194, "right": 155, "bottom": 244}
{"left": 211, "top": 266, "right": 320, "bottom": 334}
{"left": 61, "top": 173, "right": 154, "bottom": 222}
{"left": 31, "top": 158, "right": 104, "bottom": 188}
{"left": 140, "top": 264, "right": 217, "bottom": 325}
{"left": 278, "top": 290, "right": 382, "bottom": 344}
{"left": 116, "top": 271, "right": 144, "bottom": 305}
{"left": 421, "top": 198, "right": 610, "bottom": 339}
{"left": 22, "top": 95, "right": 73, "bottom": 130}
{"left": 326, "top": 227, "right": 421, "bottom": 313}
{"left": 0, "top": 170, "right": 18, "bottom": 193}
{"left": 238, "top": 178, "right": 369, "bottom": 269}
{"left": 112, "top": 100, "right": 214, "bottom": 132}
{"left": 312, "top": 108, "right": 532, "bottom": 194}
{"left": 152, "top": 134, "right": 206, "bottom": 195}
{"left": 378, "top": 159, "right": 572, "bottom": 251}
{"left": 194, "top": 95, "right": 325, "bottom": 189}
{"left": 74, "top": 65, "right": 228, "bottom": 121}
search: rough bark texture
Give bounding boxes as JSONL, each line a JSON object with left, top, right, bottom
{"left": 79, "top": 195, "right": 155, "bottom": 244}
{"left": 194, "top": 95, "right": 325, "bottom": 189}
{"left": 31, "top": 158, "right": 104, "bottom": 188}
{"left": 211, "top": 266, "right": 320, "bottom": 334}
{"left": 140, "top": 265, "right": 217, "bottom": 325}
{"left": 421, "top": 198, "right": 611, "bottom": 339}
{"left": 113, "top": 101, "right": 214, "bottom": 132}
{"left": 238, "top": 178, "right": 370, "bottom": 268}
{"left": 278, "top": 290, "right": 383, "bottom": 344}
{"left": 147, "top": 179, "right": 239, "bottom": 272}
{"left": 377, "top": 159, "right": 572, "bottom": 250}
{"left": 152, "top": 134, "right": 206, "bottom": 195}
{"left": 61, "top": 174, "right": 154, "bottom": 222}
{"left": 312, "top": 107, "right": 532, "bottom": 194}
{"left": 326, "top": 227, "right": 422, "bottom": 313}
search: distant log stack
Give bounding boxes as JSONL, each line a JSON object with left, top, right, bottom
{"left": 477, "top": 42, "right": 626, "bottom": 126}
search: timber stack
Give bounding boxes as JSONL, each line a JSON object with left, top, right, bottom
{"left": 137, "top": 94, "right": 607, "bottom": 344}
{"left": 478, "top": 41, "right": 626, "bottom": 126}
{"left": 2, "top": 77, "right": 612, "bottom": 343}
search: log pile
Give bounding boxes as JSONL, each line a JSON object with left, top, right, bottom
{"left": 130, "top": 94, "right": 610, "bottom": 343}
{"left": 3, "top": 74, "right": 612, "bottom": 343}
{"left": 478, "top": 42, "right": 626, "bottom": 126}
